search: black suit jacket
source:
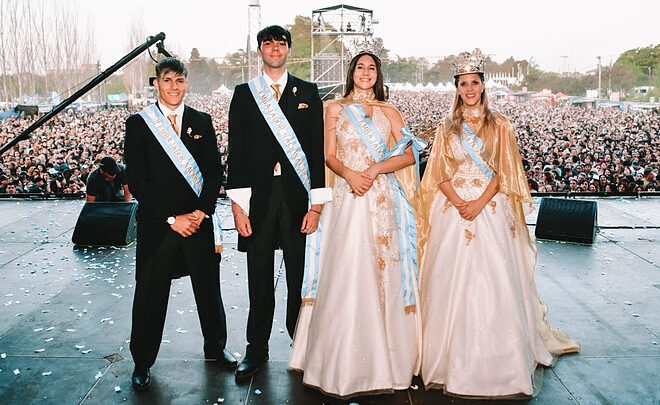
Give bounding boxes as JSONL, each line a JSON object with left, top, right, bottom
{"left": 226, "top": 74, "right": 324, "bottom": 251}
{"left": 124, "top": 104, "right": 220, "bottom": 225}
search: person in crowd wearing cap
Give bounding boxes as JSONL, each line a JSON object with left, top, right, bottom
{"left": 123, "top": 57, "right": 236, "bottom": 391}
{"left": 85, "top": 156, "right": 132, "bottom": 202}
{"left": 418, "top": 50, "right": 580, "bottom": 398}
{"left": 226, "top": 25, "right": 328, "bottom": 380}
{"left": 288, "top": 49, "right": 426, "bottom": 398}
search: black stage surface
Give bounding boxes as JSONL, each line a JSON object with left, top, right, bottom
{"left": 0, "top": 197, "right": 658, "bottom": 405}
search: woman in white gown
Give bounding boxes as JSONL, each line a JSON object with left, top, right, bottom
{"left": 288, "top": 51, "right": 426, "bottom": 398}
{"left": 418, "top": 50, "right": 580, "bottom": 398}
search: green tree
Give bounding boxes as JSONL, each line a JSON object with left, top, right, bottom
{"left": 186, "top": 48, "right": 223, "bottom": 93}
{"left": 217, "top": 50, "right": 248, "bottom": 88}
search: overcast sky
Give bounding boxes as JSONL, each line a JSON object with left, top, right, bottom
{"left": 80, "top": 0, "right": 658, "bottom": 74}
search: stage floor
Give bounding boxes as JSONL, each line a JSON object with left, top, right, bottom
{"left": 0, "top": 197, "right": 658, "bottom": 405}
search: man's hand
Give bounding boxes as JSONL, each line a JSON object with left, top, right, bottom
{"left": 170, "top": 214, "right": 200, "bottom": 237}
{"left": 300, "top": 206, "right": 322, "bottom": 234}
{"left": 233, "top": 212, "right": 252, "bottom": 237}
{"left": 191, "top": 209, "right": 206, "bottom": 227}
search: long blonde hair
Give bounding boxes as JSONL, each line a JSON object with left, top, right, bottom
{"left": 447, "top": 73, "right": 495, "bottom": 136}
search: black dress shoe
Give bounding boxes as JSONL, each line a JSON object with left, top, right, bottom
{"left": 131, "top": 366, "right": 151, "bottom": 391}
{"left": 207, "top": 349, "right": 238, "bottom": 369}
{"left": 235, "top": 355, "right": 268, "bottom": 381}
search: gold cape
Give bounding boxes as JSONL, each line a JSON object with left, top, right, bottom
{"left": 419, "top": 112, "right": 580, "bottom": 356}
{"left": 418, "top": 113, "right": 534, "bottom": 258}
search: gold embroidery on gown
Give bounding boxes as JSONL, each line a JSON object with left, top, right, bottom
{"left": 289, "top": 104, "right": 421, "bottom": 399}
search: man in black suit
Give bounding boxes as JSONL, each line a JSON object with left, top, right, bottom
{"left": 226, "top": 25, "right": 329, "bottom": 380}
{"left": 124, "top": 57, "right": 236, "bottom": 391}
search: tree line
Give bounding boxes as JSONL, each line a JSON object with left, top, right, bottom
{"left": 0, "top": 0, "right": 97, "bottom": 104}
{"left": 0, "top": 8, "right": 657, "bottom": 104}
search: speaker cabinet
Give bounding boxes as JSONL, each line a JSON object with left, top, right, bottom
{"left": 72, "top": 201, "right": 138, "bottom": 246}
{"left": 535, "top": 198, "right": 597, "bottom": 244}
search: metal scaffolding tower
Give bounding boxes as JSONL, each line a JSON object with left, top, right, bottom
{"left": 311, "top": 4, "right": 374, "bottom": 100}
{"left": 247, "top": 0, "right": 262, "bottom": 80}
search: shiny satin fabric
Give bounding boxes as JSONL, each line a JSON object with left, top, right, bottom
{"left": 418, "top": 113, "right": 580, "bottom": 398}
{"left": 289, "top": 103, "right": 421, "bottom": 398}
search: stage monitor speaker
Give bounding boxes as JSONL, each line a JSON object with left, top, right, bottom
{"left": 535, "top": 197, "right": 597, "bottom": 244}
{"left": 72, "top": 201, "right": 138, "bottom": 246}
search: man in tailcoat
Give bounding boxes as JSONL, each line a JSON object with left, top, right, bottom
{"left": 226, "top": 25, "right": 329, "bottom": 380}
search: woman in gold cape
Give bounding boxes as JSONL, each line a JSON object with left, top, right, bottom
{"left": 418, "top": 50, "right": 580, "bottom": 399}
{"left": 288, "top": 52, "right": 424, "bottom": 398}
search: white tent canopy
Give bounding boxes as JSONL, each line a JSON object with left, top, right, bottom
{"left": 212, "top": 84, "right": 231, "bottom": 94}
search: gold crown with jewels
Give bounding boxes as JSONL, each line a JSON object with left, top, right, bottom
{"left": 451, "top": 49, "right": 485, "bottom": 77}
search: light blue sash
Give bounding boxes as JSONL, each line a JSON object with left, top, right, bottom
{"left": 460, "top": 123, "right": 494, "bottom": 179}
{"left": 328, "top": 103, "right": 425, "bottom": 309}
{"left": 247, "top": 76, "right": 322, "bottom": 296}
{"left": 138, "top": 104, "right": 223, "bottom": 246}
{"left": 247, "top": 76, "right": 311, "bottom": 192}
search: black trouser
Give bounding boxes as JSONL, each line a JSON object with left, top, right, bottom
{"left": 130, "top": 222, "right": 227, "bottom": 368}
{"left": 245, "top": 177, "right": 306, "bottom": 359}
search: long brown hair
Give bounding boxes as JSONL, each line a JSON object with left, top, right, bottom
{"left": 448, "top": 72, "right": 495, "bottom": 135}
{"left": 343, "top": 52, "right": 385, "bottom": 101}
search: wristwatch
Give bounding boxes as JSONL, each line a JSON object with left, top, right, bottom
{"left": 166, "top": 216, "right": 176, "bottom": 225}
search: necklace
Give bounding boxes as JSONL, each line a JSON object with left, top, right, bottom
{"left": 462, "top": 107, "right": 481, "bottom": 122}
{"left": 350, "top": 90, "right": 375, "bottom": 103}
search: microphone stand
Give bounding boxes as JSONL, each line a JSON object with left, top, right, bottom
{"left": 0, "top": 32, "right": 169, "bottom": 155}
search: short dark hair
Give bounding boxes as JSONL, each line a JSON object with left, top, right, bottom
{"left": 343, "top": 52, "right": 385, "bottom": 101}
{"left": 155, "top": 57, "right": 188, "bottom": 78}
{"left": 257, "top": 25, "right": 292, "bottom": 49}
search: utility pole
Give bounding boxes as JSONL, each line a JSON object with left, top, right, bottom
{"left": 247, "top": 0, "right": 262, "bottom": 79}
{"left": 597, "top": 56, "right": 602, "bottom": 99}
{"left": 608, "top": 56, "right": 612, "bottom": 96}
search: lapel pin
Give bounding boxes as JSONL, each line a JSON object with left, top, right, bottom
{"left": 292, "top": 86, "right": 297, "bottom": 97}
{"left": 186, "top": 127, "right": 192, "bottom": 135}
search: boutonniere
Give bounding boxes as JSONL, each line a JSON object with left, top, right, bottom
{"left": 186, "top": 127, "right": 192, "bottom": 135}
{"left": 292, "top": 87, "right": 297, "bottom": 97}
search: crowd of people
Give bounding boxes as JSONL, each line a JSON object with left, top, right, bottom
{"left": 0, "top": 90, "right": 657, "bottom": 195}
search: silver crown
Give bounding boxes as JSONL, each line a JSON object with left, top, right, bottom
{"left": 349, "top": 36, "right": 379, "bottom": 59}
{"left": 451, "top": 49, "right": 486, "bottom": 77}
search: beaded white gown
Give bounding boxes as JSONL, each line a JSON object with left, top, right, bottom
{"left": 289, "top": 106, "right": 421, "bottom": 398}
{"left": 420, "top": 131, "right": 571, "bottom": 398}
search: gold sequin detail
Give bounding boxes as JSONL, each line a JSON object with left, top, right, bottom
{"left": 301, "top": 298, "right": 316, "bottom": 307}
{"left": 510, "top": 221, "right": 517, "bottom": 238}
{"left": 376, "top": 194, "right": 387, "bottom": 205}
{"left": 454, "top": 177, "right": 466, "bottom": 188}
{"left": 443, "top": 199, "right": 453, "bottom": 213}
{"left": 377, "top": 257, "right": 386, "bottom": 271}
{"left": 404, "top": 305, "right": 416, "bottom": 315}
{"left": 464, "top": 229, "right": 475, "bottom": 246}
{"left": 376, "top": 235, "right": 390, "bottom": 248}
{"left": 471, "top": 178, "right": 483, "bottom": 187}
{"left": 489, "top": 201, "right": 497, "bottom": 213}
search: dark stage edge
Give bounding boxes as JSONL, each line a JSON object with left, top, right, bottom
{"left": 0, "top": 197, "right": 658, "bottom": 405}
